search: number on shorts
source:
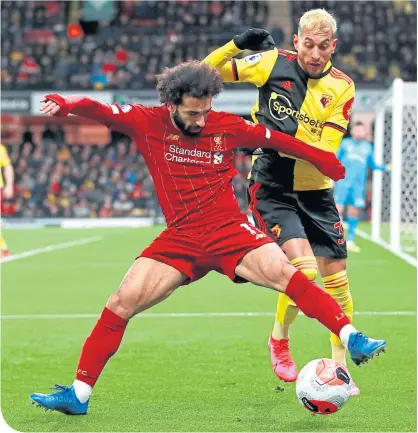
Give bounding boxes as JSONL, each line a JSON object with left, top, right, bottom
{"left": 334, "top": 221, "right": 345, "bottom": 245}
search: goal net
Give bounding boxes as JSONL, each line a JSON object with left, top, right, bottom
{"left": 371, "top": 79, "right": 417, "bottom": 265}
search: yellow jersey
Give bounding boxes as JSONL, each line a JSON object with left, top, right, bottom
{"left": 0, "top": 144, "right": 11, "bottom": 189}
{"left": 204, "top": 41, "right": 355, "bottom": 191}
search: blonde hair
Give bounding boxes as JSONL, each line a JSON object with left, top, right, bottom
{"left": 298, "top": 9, "right": 337, "bottom": 38}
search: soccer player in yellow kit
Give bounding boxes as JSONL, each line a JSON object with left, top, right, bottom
{"left": 0, "top": 144, "right": 14, "bottom": 257}
{"left": 204, "top": 9, "right": 360, "bottom": 395}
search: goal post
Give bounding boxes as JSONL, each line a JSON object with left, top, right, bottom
{"left": 371, "top": 78, "right": 417, "bottom": 266}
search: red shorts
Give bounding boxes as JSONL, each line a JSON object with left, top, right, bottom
{"left": 140, "top": 215, "right": 274, "bottom": 284}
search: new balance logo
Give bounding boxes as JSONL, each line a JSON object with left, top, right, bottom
{"left": 166, "top": 134, "right": 180, "bottom": 140}
{"left": 280, "top": 81, "right": 292, "bottom": 91}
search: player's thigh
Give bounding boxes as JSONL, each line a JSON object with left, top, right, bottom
{"left": 109, "top": 257, "right": 188, "bottom": 318}
{"left": 141, "top": 227, "right": 202, "bottom": 284}
{"left": 298, "top": 189, "right": 347, "bottom": 260}
{"left": 235, "top": 242, "right": 296, "bottom": 292}
{"left": 248, "top": 181, "right": 308, "bottom": 250}
{"left": 108, "top": 228, "right": 200, "bottom": 318}
{"left": 205, "top": 216, "right": 275, "bottom": 282}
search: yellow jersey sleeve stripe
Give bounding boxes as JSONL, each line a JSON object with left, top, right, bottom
{"left": 324, "top": 122, "right": 347, "bottom": 134}
{"left": 330, "top": 69, "right": 353, "bottom": 85}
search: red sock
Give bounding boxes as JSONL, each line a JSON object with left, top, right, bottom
{"left": 285, "top": 271, "right": 350, "bottom": 336}
{"left": 76, "top": 307, "right": 128, "bottom": 387}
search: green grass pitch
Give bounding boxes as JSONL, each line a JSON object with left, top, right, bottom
{"left": 1, "top": 226, "right": 416, "bottom": 432}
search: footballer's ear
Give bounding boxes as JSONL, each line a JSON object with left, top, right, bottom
{"left": 331, "top": 38, "right": 338, "bottom": 54}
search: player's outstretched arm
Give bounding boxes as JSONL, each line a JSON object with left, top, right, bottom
{"left": 237, "top": 121, "right": 345, "bottom": 181}
{"left": 40, "top": 94, "right": 135, "bottom": 135}
{"left": 203, "top": 29, "right": 275, "bottom": 83}
{"left": 202, "top": 40, "right": 241, "bottom": 82}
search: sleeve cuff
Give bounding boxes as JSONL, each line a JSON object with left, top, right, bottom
{"left": 225, "top": 39, "right": 242, "bottom": 56}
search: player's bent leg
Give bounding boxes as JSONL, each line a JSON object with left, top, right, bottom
{"left": 274, "top": 238, "right": 316, "bottom": 339}
{"left": 30, "top": 257, "right": 187, "bottom": 415}
{"left": 236, "top": 244, "right": 387, "bottom": 368}
{"left": 318, "top": 257, "right": 359, "bottom": 395}
{"left": 107, "top": 257, "right": 187, "bottom": 318}
{"left": 270, "top": 240, "right": 317, "bottom": 381}
{"left": 317, "top": 258, "right": 352, "bottom": 362}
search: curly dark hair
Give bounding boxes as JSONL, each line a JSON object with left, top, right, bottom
{"left": 156, "top": 61, "right": 224, "bottom": 105}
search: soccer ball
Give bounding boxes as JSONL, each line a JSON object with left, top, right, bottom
{"left": 296, "top": 358, "right": 353, "bottom": 415}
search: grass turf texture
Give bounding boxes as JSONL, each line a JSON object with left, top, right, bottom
{"left": 1, "top": 226, "right": 416, "bottom": 432}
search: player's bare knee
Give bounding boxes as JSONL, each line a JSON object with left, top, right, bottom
{"left": 106, "top": 292, "right": 134, "bottom": 319}
{"left": 264, "top": 258, "right": 293, "bottom": 292}
{"left": 272, "top": 262, "right": 298, "bottom": 292}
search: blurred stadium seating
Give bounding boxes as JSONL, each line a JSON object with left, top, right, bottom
{"left": 1, "top": 0, "right": 269, "bottom": 90}
{"left": 1, "top": 0, "right": 416, "bottom": 90}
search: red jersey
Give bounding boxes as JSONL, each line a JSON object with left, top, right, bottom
{"left": 46, "top": 95, "right": 345, "bottom": 229}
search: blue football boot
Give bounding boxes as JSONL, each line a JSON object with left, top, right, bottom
{"left": 30, "top": 384, "right": 89, "bottom": 415}
{"left": 348, "top": 332, "right": 387, "bottom": 366}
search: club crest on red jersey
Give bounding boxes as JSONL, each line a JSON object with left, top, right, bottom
{"left": 211, "top": 133, "right": 225, "bottom": 152}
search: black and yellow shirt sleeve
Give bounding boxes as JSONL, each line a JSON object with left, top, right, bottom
{"left": 203, "top": 40, "right": 277, "bottom": 87}
{"left": 325, "top": 82, "right": 355, "bottom": 133}
{"left": 322, "top": 82, "right": 356, "bottom": 153}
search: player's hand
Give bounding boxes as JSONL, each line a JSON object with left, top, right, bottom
{"left": 40, "top": 96, "right": 61, "bottom": 116}
{"left": 233, "top": 29, "right": 275, "bottom": 51}
{"left": 3, "top": 184, "right": 13, "bottom": 199}
{"left": 318, "top": 155, "right": 346, "bottom": 181}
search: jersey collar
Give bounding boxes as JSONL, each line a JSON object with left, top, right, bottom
{"left": 296, "top": 60, "right": 333, "bottom": 80}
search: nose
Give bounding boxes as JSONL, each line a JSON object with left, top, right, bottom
{"left": 311, "top": 46, "right": 320, "bottom": 60}
{"left": 195, "top": 115, "right": 206, "bottom": 128}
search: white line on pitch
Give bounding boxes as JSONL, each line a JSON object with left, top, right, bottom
{"left": 0, "top": 237, "right": 103, "bottom": 263}
{"left": 356, "top": 229, "right": 417, "bottom": 267}
{"left": 0, "top": 311, "right": 415, "bottom": 320}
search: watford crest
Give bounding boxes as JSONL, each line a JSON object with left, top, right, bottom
{"left": 320, "top": 94, "right": 333, "bottom": 108}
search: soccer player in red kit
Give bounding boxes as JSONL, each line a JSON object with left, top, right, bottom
{"left": 30, "top": 61, "right": 386, "bottom": 415}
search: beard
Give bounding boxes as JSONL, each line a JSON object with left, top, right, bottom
{"left": 172, "top": 110, "right": 203, "bottom": 137}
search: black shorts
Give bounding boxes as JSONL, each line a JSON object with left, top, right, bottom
{"left": 248, "top": 181, "right": 347, "bottom": 259}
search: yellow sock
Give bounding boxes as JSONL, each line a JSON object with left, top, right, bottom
{"left": 272, "top": 256, "right": 317, "bottom": 340}
{"left": 0, "top": 236, "right": 7, "bottom": 251}
{"left": 323, "top": 270, "right": 353, "bottom": 365}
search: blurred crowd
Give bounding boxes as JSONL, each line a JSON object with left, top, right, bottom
{"left": 1, "top": 0, "right": 416, "bottom": 91}
{"left": 1, "top": 0, "right": 268, "bottom": 90}
{"left": 1, "top": 128, "right": 252, "bottom": 218}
